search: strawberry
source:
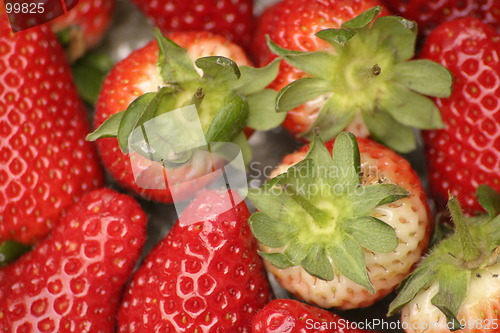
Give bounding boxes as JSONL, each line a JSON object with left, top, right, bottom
{"left": 50, "top": 0, "right": 115, "bottom": 61}
{"left": 389, "top": 186, "right": 500, "bottom": 333}
{"left": 253, "top": 4, "right": 453, "bottom": 153}
{"left": 0, "top": 16, "right": 104, "bottom": 246}
{"left": 88, "top": 30, "right": 284, "bottom": 203}
{"left": 117, "top": 189, "right": 272, "bottom": 332}
{"left": 252, "top": 299, "right": 380, "bottom": 333}
{"left": 382, "top": 0, "right": 500, "bottom": 38}
{"left": 129, "top": 0, "right": 253, "bottom": 48}
{"left": 0, "top": 188, "right": 148, "bottom": 332}
{"left": 247, "top": 132, "right": 432, "bottom": 309}
{"left": 420, "top": 17, "right": 500, "bottom": 214}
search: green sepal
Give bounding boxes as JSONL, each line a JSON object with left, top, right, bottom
{"left": 284, "top": 241, "right": 308, "bottom": 264}
{"left": 195, "top": 56, "right": 241, "bottom": 82}
{"left": 249, "top": 212, "right": 295, "bottom": 248}
{"left": 0, "top": 240, "right": 31, "bottom": 267}
{"left": 72, "top": 51, "right": 113, "bottom": 105}
{"left": 302, "top": 96, "right": 356, "bottom": 142}
{"left": 341, "top": 6, "right": 382, "bottom": 30}
{"left": 301, "top": 244, "right": 334, "bottom": 280}
{"left": 393, "top": 60, "right": 452, "bottom": 98}
{"left": 448, "top": 196, "right": 481, "bottom": 262}
{"left": 276, "top": 78, "right": 332, "bottom": 112}
{"left": 477, "top": 185, "right": 500, "bottom": 219}
{"left": 331, "top": 132, "right": 361, "bottom": 189}
{"left": 235, "top": 58, "right": 281, "bottom": 95}
{"left": 347, "top": 216, "right": 398, "bottom": 253}
{"left": 349, "top": 184, "right": 410, "bottom": 216}
{"left": 246, "top": 89, "right": 287, "bottom": 130}
{"left": 372, "top": 16, "right": 417, "bottom": 62}
{"left": 388, "top": 267, "right": 436, "bottom": 315}
{"left": 259, "top": 251, "right": 294, "bottom": 269}
{"left": 431, "top": 268, "right": 470, "bottom": 331}
{"left": 232, "top": 133, "right": 253, "bottom": 165}
{"left": 86, "top": 111, "right": 124, "bottom": 141}
{"left": 363, "top": 110, "right": 417, "bottom": 153}
{"left": 267, "top": 38, "right": 336, "bottom": 79}
{"left": 155, "top": 29, "right": 200, "bottom": 83}
{"left": 379, "top": 83, "right": 444, "bottom": 129}
{"left": 303, "top": 133, "right": 335, "bottom": 170}
{"left": 247, "top": 187, "right": 304, "bottom": 223}
{"left": 315, "top": 29, "right": 357, "bottom": 47}
{"left": 205, "top": 93, "right": 248, "bottom": 143}
{"left": 329, "top": 235, "right": 375, "bottom": 293}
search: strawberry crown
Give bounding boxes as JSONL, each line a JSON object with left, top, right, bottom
{"left": 389, "top": 186, "right": 500, "bottom": 330}
{"left": 270, "top": 6, "right": 453, "bottom": 153}
{"left": 247, "top": 132, "right": 409, "bottom": 293}
{"left": 87, "top": 29, "right": 285, "bottom": 166}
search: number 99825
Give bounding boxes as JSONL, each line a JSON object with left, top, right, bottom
{"left": 5, "top": 2, "right": 45, "bottom": 14}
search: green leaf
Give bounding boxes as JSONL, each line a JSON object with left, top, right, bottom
{"left": 117, "top": 87, "right": 174, "bottom": 153}
{"left": 477, "top": 185, "right": 500, "bottom": 219}
{"left": 246, "top": 89, "right": 287, "bottom": 130}
{"left": 329, "top": 235, "right": 374, "bottom": 293}
{"left": 302, "top": 95, "right": 356, "bottom": 141}
{"left": 349, "top": 184, "right": 409, "bottom": 216}
{"left": 315, "top": 29, "right": 357, "bottom": 47}
{"left": 72, "top": 52, "right": 113, "bottom": 105}
{"left": 331, "top": 132, "right": 361, "bottom": 190}
{"left": 86, "top": 111, "right": 124, "bottom": 141}
{"left": 155, "top": 29, "right": 200, "bottom": 83}
{"left": 205, "top": 93, "right": 249, "bottom": 143}
{"left": 235, "top": 58, "right": 280, "bottom": 95}
{"left": 301, "top": 244, "right": 334, "bottom": 280}
{"left": 347, "top": 216, "right": 398, "bottom": 253}
{"left": 448, "top": 196, "right": 481, "bottom": 262}
{"left": 0, "top": 240, "right": 31, "bottom": 267}
{"left": 342, "top": 6, "right": 382, "bottom": 30}
{"left": 232, "top": 133, "right": 253, "bottom": 165}
{"left": 363, "top": 110, "right": 417, "bottom": 153}
{"left": 388, "top": 267, "right": 436, "bottom": 315}
{"left": 247, "top": 187, "right": 303, "bottom": 223}
{"left": 195, "top": 56, "right": 241, "bottom": 81}
{"left": 431, "top": 269, "right": 470, "bottom": 331}
{"left": 267, "top": 39, "right": 336, "bottom": 79}
{"left": 379, "top": 83, "right": 444, "bottom": 129}
{"left": 372, "top": 16, "right": 417, "bottom": 62}
{"left": 393, "top": 60, "right": 453, "bottom": 98}
{"left": 259, "top": 251, "right": 295, "bottom": 269}
{"left": 249, "top": 212, "right": 294, "bottom": 248}
{"left": 276, "top": 78, "right": 332, "bottom": 112}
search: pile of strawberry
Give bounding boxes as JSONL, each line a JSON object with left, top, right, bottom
{"left": 0, "top": 0, "right": 499, "bottom": 332}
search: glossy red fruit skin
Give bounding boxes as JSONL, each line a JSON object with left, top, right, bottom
{"left": 251, "top": 0, "right": 389, "bottom": 136}
{"left": 118, "top": 189, "right": 272, "bottom": 332}
{"left": 0, "top": 16, "right": 104, "bottom": 245}
{"left": 420, "top": 17, "right": 500, "bottom": 214}
{"left": 94, "top": 31, "right": 251, "bottom": 203}
{"left": 382, "top": 0, "right": 500, "bottom": 38}
{"left": 130, "top": 0, "right": 253, "bottom": 48}
{"left": 252, "top": 299, "right": 380, "bottom": 333}
{"left": 0, "top": 188, "right": 147, "bottom": 332}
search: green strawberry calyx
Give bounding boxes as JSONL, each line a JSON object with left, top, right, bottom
{"left": 0, "top": 240, "right": 31, "bottom": 267}
{"left": 247, "top": 132, "right": 409, "bottom": 293}
{"left": 271, "top": 6, "right": 453, "bottom": 153}
{"left": 87, "top": 29, "right": 285, "bottom": 166}
{"left": 388, "top": 186, "right": 500, "bottom": 331}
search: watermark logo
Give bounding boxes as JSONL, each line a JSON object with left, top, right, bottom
{"left": 3, "top": 0, "right": 79, "bottom": 32}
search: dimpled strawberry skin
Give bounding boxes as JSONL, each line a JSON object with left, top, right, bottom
{"left": 0, "top": 188, "right": 147, "bottom": 332}
{"left": 0, "top": 16, "right": 104, "bottom": 245}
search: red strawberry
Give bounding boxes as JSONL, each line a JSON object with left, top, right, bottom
{"left": 420, "top": 17, "right": 500, "bottom": 214}
{"left": 389, "top": 186, "right": 500, "bottom": 333}
{"left": 252, "top": 3, "right": 452, "bottom": 153}
{"left": 248, "top": 132, "right": 432, "bottom": 309}
{"left": 130, "top": 0, "right": 253, "bottom": 48}
{"left": 50, "top": 0, "right": 115, "bottom": 61}
{"left": 0, "top": 188, "right": 148, "bottom": 332}
{"left": 0, "top": 16, "right": 104, "bottom": 246}
{"left": 117, "top": 189, "right": 272, "bottom": 332}
{"left": 88, "top": 30, "right": 283, "bottom": 202}
{"left": 252, "top": 299, "right": 379, "bottom": 333}
{"left": 382, "top": 0, "right": 500, "bottom": 38}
